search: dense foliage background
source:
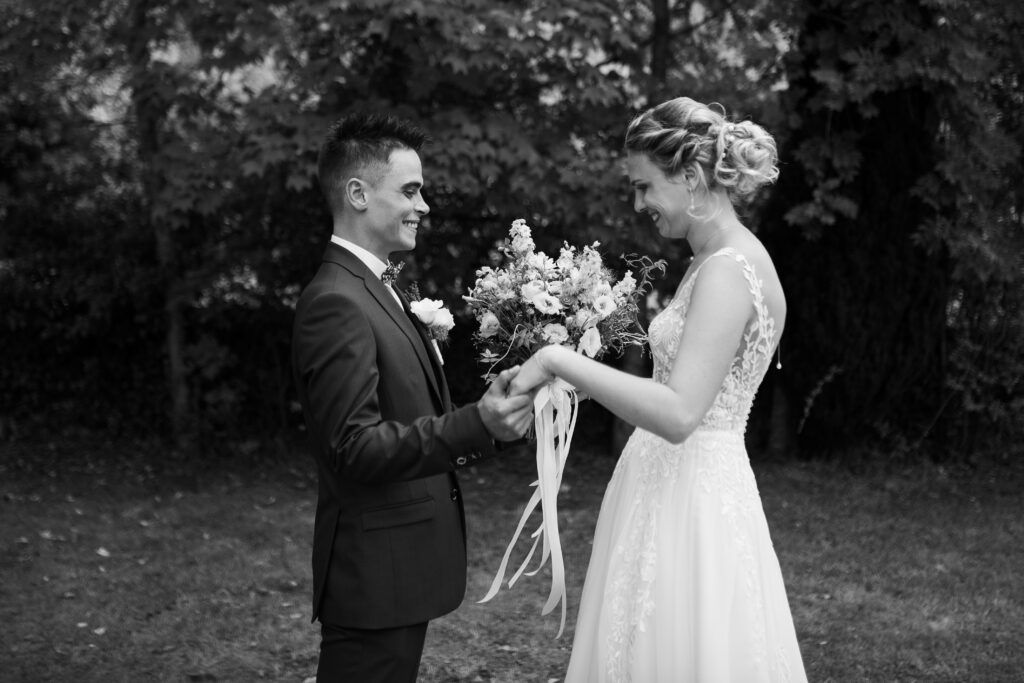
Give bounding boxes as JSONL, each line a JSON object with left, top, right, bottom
{"left": 2, "top": 0, "right": 1021, "bottom": 460}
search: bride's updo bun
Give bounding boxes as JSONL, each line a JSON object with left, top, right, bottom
{"left": 624, "top": 97, "right": 778, "bottom": 207}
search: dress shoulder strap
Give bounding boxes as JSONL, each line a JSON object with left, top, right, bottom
{"left": 682, "top": 247, "right": 737, "bottom": 290}
{"left": 693, "top": 247, "right": 775, "bottom": 346}
{"left": 696, "top": 247, "right": 763, "bottom": 300}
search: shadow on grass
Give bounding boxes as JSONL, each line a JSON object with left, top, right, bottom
{"left": 2, "top": 436, "right": 1022, "bottom": 682}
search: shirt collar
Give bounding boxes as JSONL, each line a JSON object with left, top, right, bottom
{"left": 330, "top": 235, "right": 388, "bottom": 280}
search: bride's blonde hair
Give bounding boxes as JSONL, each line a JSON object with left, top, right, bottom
{"left": 624, "top": 97, "right": 779, "bottom": 215}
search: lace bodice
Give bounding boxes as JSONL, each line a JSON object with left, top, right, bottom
{"left": 647, "top": 248, "right": 778, "bottom": 435}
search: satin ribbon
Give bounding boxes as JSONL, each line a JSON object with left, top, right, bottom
{"left": 479, "top": 378, "right": 579, "bottom": 637}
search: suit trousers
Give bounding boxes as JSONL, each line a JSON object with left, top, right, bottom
{"left": 316, "top": 621, "right": 429, "bottom": 683}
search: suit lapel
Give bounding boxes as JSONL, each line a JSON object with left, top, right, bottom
{"left": 323, "top": 244, "right": 445, "bottom": 409}
{"left": 365, "top": 279, "right": 446, "bottom": 407}
{"left": 395, "top": 288, "right": 452, "bottom": 411}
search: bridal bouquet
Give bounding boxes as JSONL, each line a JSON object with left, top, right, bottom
{"left": 463, "top": 219, "right": 662, "bottom": 381}
{"left": 467, "top": 218, "right": 663, "bottom": 636}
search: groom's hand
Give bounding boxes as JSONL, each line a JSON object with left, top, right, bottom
{"left": 478, "top": 367, "right": 535, "bottom": 441}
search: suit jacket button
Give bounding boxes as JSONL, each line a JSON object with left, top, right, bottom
{"left": 449, "top": 488, "right": 459, "bottom": 501}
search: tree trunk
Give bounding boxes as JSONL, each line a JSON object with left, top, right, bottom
{"left": 649, "top": 0, "right": 671, "bottom": 99}
{"left": 127, "top": 0, "right": 192, "bottom": 450}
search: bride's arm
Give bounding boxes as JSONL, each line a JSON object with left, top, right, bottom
{"left": 510, "top": 258, "right": 753, "bottom": 444}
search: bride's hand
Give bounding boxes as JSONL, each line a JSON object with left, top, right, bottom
{"left": 507, "top": 347, "right": 555, "bottom": 397}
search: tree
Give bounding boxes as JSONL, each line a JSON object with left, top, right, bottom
{"left": 760, "top": 0, "right": 1024, "bottom": 456}
{"left": 3, "top": 0, "right": 1019, "bottom": 459}
{"left": 1, "top": 0, "right": 290, "bottom": 445}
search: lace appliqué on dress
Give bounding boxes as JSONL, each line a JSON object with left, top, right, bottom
{"left": 601, "top": 248, "right": 786, "bottom": 681}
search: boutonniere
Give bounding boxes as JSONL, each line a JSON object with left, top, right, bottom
{"left": 405, "top": 283, "right": 455, "bottom": 345}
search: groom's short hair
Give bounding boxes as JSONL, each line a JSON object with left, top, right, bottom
{"left": 317, "top": 113, "right": 428, "bottom": 214}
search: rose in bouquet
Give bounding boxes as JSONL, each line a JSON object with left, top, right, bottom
{"left": 463, "top": 219, "right": 664, "bottom": 382}
{"left": 468, "top": 218, "right": 663, "bottom": 636}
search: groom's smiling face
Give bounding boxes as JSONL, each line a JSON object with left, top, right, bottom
{"left": 363, "top": 147, "right": 430, "bottom": 257}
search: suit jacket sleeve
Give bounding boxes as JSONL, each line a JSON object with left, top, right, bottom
{"left": 293, "top": 283, "right": 497, "bottom": 484}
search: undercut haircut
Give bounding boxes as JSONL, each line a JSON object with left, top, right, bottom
{"left": 316, "top": 113, "right": 429, "bottom": 214}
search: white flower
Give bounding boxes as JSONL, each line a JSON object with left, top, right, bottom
{"left": 409, "top": 298, "right": 455, "bottom": 342}
{"left": 510, "top": 218, "right": 531, "bottom": 240}
{"left": 577, "top": 327, "right": 602, "bottom": 357}
{"left": 580, "top": 244, "right": 604, "bottom": 271}
{"left": 613, "top": 271, "right": 637, "bottom": 299}
{"left": 593, "top": 294, "right": 617, "bottom": 319}
{"left": 531, "top": 293, "right": 563, "bottom": 314}
{"left": 593, "top": 281, "right": 613, "bottom": 299}
{"left": 527, "top": 251, "right": 556, "bottom": 275}
{"left": 556, "top": 245, "right": 576, "bottom": 271}
{"left": 510, "top": 219, "right": 535, "bottom": 255}
{"left": 520, "top": 279, "right": 547, "bottom": 301}
{"left": 409, "top": 298, "right": 444, "bottom": 324}
{"left": 478, "top": 311, "right": 500, "bottom": 338}
{"left": 433, "top": 308, "right": 455, "bottom": 330}
{"left": 542, "top": 323, "right": 569, "bottom": 344}
{"left": 512, "top": 235, "right": 535, "bottom": 254}
{"left": 570, "top": 310, "right": 599, "bottom": 330}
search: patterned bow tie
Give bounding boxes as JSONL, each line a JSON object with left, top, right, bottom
{"left": 382, "top": 260, "right": 404, "bottom": 286}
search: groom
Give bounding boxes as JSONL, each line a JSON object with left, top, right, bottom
{"left": 291, "top": 113, "right": 534, "bottom": 683}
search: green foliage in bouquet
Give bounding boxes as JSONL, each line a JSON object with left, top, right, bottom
{"left": 463, "top": 219, "right": 665, "bottom": 382}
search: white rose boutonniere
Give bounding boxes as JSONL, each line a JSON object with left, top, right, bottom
{"left": 408, "top": 298, "right": 455, "bottom": 343}
{"left": 405, "top": 284, "right": 455, "bottom": 366}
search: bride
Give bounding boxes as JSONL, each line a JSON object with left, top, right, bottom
{"left": 509, "top": 97, "right": 808, "bottom": 682}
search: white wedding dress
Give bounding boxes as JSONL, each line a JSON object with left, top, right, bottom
{"left": 565, "top": 248, "right": 808, "bottom": 682}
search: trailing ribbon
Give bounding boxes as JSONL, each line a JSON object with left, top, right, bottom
{"left": 479, "top": 378, "right": 579, "bottom": 637}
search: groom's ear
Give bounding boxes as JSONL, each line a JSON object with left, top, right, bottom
{"left": 344, "top": 177, "right": 369, "bottom": 212}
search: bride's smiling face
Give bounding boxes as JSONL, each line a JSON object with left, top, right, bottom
{"left": 626, "top": 153, "right": 691, "bottom": 239}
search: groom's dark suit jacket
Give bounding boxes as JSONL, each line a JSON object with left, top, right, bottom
{"left": 291, "top": 242, "right": 497, "bottom": 629}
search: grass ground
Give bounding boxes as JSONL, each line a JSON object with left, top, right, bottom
{"left": 1, "top": 436, "right": 1022, "bottom": 682}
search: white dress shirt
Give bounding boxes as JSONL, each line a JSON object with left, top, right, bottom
{"left": 330, "top": 235, "right": 403, "bottom": 308}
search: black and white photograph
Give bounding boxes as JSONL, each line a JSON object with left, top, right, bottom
{"left": 2, "top": 1, "right": 1022, "bottom": 681}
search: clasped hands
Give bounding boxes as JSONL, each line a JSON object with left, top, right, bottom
{"left": 476, "top": 349, "right": 555, "bottom": 442}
